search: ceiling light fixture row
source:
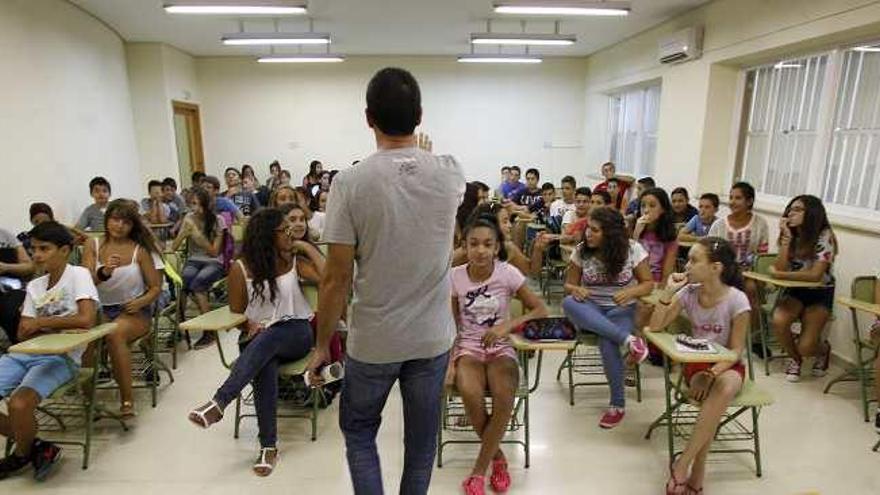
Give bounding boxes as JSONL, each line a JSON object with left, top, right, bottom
{"left": 492, "top": 0, "right": 631, "bottom": 17}
{"left": 164, "top": 0, "right": 308, "bottom": 15}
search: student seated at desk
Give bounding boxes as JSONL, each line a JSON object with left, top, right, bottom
{"left": 140, "top": 180, "right": 172, "bottom": 228}
{"left": 549, "top": 175, "right": 577, "bottom": 221}
{"left": 0, "top": 227, "right": 34, "bottom": 346}
{"left": 76, "top": 176, "right": 111, "bottom": 232}
{"left": 187, "top": 208, "right": 322, "bottom": 477}
{"left": 648, "top": 237, "right": 750, "bottom": 495}
{"left": 269, "top": 185, "right": 298, "bottom": 208}
{"left": 561, "top": 207, "right": 654, "bottom": 429}
{"left": 769, "top": 195, "right": 837, "bottom": 383}
{"left": 633, "top": 187, "right": 678, "bottom": 286}
{"left": 172, "top": 188, "right": 228, "bottom": 350}
{"left": 447, "top": 215, "right": 547, "bottom": 495}
{"left": 670, "top": 187, "right": 699, "bottom": 225}
{"left": 0, "top": 222, "right": 98, "bottom": 481}
{"left": 453, "top": 203, "right": 529, "bottom": 275}
{"left": 82, "top": 200, "right": 163, "bottom": 417}
{"left": 678, "top": 193, "right": 719, "bottom": 242}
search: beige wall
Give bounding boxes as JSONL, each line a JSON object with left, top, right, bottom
{"left": 583, "top": 0, "right": 880, "bottom": 361}
{"left": 126, "top": 43, "right": 200, "bottom": 187}
{"left": 0, "top": 0, "right": 141, "bottom": 228}
{"left": 195, "top": 56, "right": 588, "bottom": 186}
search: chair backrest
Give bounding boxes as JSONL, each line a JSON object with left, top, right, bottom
{"left": 852, "top": 276, "right": 877, "bottom": 303}
{"left": 163, "top": 257, "right": 184, "bottom": 289}
{"left": 753, "top": 253, "right": 777, "bottom": 275}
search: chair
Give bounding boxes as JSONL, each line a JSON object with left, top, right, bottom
{"left": 555, "top": 331, "right": 642, "bottom": 406}
{"left": 232, "top": 285, "right": 329, "bottom": 442}
{"left": 645, "top": 316, "right": 774, "bottom": 477}
{"left": 155, "top": 251, "right": 186, "bottom": 369}
{"left": 823, "top": 276, "right": 878, "bottom": 422}
{"left": 752, "top": 254, "right": 786, "bottom": 375}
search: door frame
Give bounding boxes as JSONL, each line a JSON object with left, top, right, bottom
{"left": 172, "top": 100, "right": 205, "bottom": 173}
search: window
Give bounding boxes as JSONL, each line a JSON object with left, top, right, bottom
{"left": 737, "top": 44, "right": 880, "bottom": 213}
{"left": 608, "top": 83, "right": 661, "bottom": 177}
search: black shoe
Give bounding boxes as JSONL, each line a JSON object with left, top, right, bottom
{"left": 751, "top": 341, "right": 772, "bottom": 359}
{"left": 0, "top": 453, "right": 30, "bottom": 480}
{"left": 193, "top": 333, "right": 216, "bottom": 350}
{"left": 31, "top": 440, "right": 62, "bottom": 481}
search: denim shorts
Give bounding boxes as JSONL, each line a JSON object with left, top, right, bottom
{"left": 0, "top": 353, "right": 78, "bottom": 400}
{"left": 102, "top": 303, "right": 152, "bottom": 321}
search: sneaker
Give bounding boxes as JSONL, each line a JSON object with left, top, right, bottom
{"left": 462, "top": 475, "right": 486, "bottom": 495}
{"left": 785, "top": 359, "right": 802, "bottom": 382}
{"left": 874, "top": 410, "right": 880, "bottom": 435}
{"left": 598, "top": 407, "right": 625, "bottom": 429}
{"left": 812, "top": 342, "right": 831, "bottom": 377}
{"left": 0, "top": 453, "right": 30, "bottom": 480}
{"left": 490, "top": 458, "right": 511, "bottom": 493}
{"left": 31, "top": 440, "right": 62, "bottom": 481}
{"left": 626, "top": 336, "right": 649, "bottom": 365}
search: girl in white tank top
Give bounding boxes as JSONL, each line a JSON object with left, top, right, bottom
{"left": 82, "top": 199, "right": 163, "bottom": 418}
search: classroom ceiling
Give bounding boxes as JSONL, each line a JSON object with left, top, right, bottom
{"left": 70, "top": 0, "right": 711, "bottom": 58}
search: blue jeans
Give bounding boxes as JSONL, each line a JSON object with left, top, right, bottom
{"left": 213, "top": 319, "right": 313, "bottom": 448}
{"left": 182, "top": 259, "right": 224, "bottom": 293}
{"left": 340, "top": 351, "right": 449, "bottom": 495}
{"left": 562, "top": 296, "right": 636, "bottom": 408}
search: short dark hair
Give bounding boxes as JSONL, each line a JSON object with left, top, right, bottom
{"left": 575, "top": 187, "right": 592, "bottom": 197}
{"left": 510, "top": 165, "right": 522, "bottom": 174}
{"left": 699, "top": 193, "right": 720, "bottom": 208}
{"left": 202, "top": 175, "right": 221, "bottom": 190}
{"left": 191, "top": 171, "right": 206, "bottom": 184}
{"left": 501, "top": 166, "right": 511, "bottom": 172}
{"left": 366, "top": 67, "right": 421, "bottom": 136}
{"left": 224, "top": 167, "right": 240, "bottom": 177}
{"left": 671, "top": 187, "right": 689, "bottom": 200}
{"left": 601, "top": 161, "right": 616, "bottom": 171}
{"left": 29, "top": 221, "right": 73, "bottom": 248}
{"left": 592, "top": 190, "right": 612, "bottom": 204}
{"left": 147, "top": 180, "right": 163, "bottom": 191}
{"left": 731, "top": 181, "right": 756, "bottom": 209}
{"left": 561, "top": 176, "right": 576, "bottom": 187}
{"left": 269, "top": 160, "right": 281, "bottom": 172}
{"left": 541, "top": 182, "right": 555, "bottom": 192}
{"left": 89, "top": 176, "right": 111, "bottom": 194}
{"left": 525, "top": 168, "right": 540, "bottom": 179}
{"left": 637, "top": 176, "right": 656, "bottom": 188}
{"left": 29, "top": 202, "right": 54, "bottom": 220}
{"left": 162, "top": 177, "right": 177, "bottom": 189}
{"left": 473, "top": 181, "right": 490, "bottom": 192}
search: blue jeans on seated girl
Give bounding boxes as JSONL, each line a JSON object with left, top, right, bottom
{"left": 182, "top": 259, "right": 224, "bottom": 293}
{"left": 340, "top": 351, "right": 448, "bottom": 495}
{"left": 562, "top": 296, "right": 636, "bottom": 408}
{"left": 212, "top": 318, "right": 313, "bottom": 448}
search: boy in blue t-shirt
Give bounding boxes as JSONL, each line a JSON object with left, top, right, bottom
{"left": 678, "top": 193, "right": 719, "bottom": 241}
{"left": 0, "top": 222, "right": 99, "bottom": 481}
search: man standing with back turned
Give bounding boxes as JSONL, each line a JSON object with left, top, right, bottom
{"left": 307, "top": 67, "right": 465, "bottom": 494}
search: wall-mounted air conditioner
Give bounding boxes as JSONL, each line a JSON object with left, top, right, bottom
{"left": 658, "top": 26, "right": 703, "bottom": 65}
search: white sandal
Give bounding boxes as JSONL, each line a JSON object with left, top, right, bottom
{"left": 188, "top": 400, "right": 223, "bottom": 429}
{"left": 253, "top": 447, "right": 278, "bottom": 477}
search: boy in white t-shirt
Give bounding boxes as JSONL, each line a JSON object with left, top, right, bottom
{"left": 0, "top": 222, "right": 99, "bottom": 481}
{"left": 549, "top": 175, "right": 577, "bottom": 220}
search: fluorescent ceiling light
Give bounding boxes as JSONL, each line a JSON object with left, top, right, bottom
{"left": 223, "top": 32, "right": 330, "bottom": 45}
{"left": 164, "top": 1, "right": 307, "bottom": 15}
{"left": 854, "top": 45, "right": 880, "bottom": 52}
{"left": 257, "top": 54, "right": 344, "bottom": 63}
{"left": 457, "top": 54, "right": 543, "bottom": 64}
{"left": 493, "top": 1, "right": 630, "bottom": 16}
{"left": 471, "top": 33, "right": 576, "bottom": 46}
{"left": 773, "top": 62, "right": 802, "bottom": 69}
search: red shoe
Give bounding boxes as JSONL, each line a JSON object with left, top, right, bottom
{"left": 462, "top": 475, "right": 486, "bottom": 495}
{"left": 490, "top": 457, "right": 511, "bottom": 493}
{"left": 598, "top": 407, "right": 625, "bottom": 429}
{"left": 626, "top": 336, "right": 649, "bottom": 365}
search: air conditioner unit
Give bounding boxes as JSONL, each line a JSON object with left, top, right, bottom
{"left": 658, "top": 26, "right": 703, "bottom": 65}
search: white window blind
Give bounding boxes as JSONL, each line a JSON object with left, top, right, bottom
{"left": 608, "top": 84, "right": 661, "bottom": 177}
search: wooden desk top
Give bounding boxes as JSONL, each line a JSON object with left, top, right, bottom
{"left": 149, "top": 223, "right": 173, "bottom": 229}
{"left": 836, "top": 296, "right": 880, "bottom": 317}
{"left": 510, "top": 333, "right": 578, "bottom": 352}
{"left": 742, "top": 271, "right": 825, "bottom": 288}
{"left": 645, "top": 331, "right": 739, "bottom": 364}
{"left": 678, "top": 240, "right": 696, "bottom": 248}
{"left": 9, "top": 323, "right": 117, "bottom": 355}
{"left": 179, "top": 306, "right": 247, "bottom": 333}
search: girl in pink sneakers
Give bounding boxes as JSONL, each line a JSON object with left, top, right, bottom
{"left": 648, "top": 238, "right": 751, "bottom": 495}
{"left": 449, "top": 214, "right": 547, "bottom": 494}
{"left": 562, "top": 207, "right": 654, "bottom": 429}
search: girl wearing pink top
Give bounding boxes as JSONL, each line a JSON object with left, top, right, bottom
{"left": 649, "top": 237, "right": 751, "bottom": 495}
{"left": 449, "top": 215, "right": 547, "bottom": 495}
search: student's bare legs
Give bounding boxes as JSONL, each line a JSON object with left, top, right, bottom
{"left": 106, "top": 312, "right": 150, "bottom": 412}
{"left": 670, "top": 371, "right": 743, "bottom": 489}
{"left": 4, "top": 388, "right": 40, "bottom": 458}
{"left": 192, "top": 291, "right": 215, "bottom": 348}
{"left": 744, "top": 279, "right": 762, "bottom": 337}
{"left": 797, "top": 305, "right": 830, "bottom": 358}
{"left": 772, "top": 297, "right": 803, "bottom": 363}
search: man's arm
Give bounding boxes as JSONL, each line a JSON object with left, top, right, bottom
{"left": 306, "top": 244, "right": 354, "bottom": 382}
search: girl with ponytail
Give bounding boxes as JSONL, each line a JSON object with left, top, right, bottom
{"left": 648, "top": 237, "right": 751, "bottom": 495}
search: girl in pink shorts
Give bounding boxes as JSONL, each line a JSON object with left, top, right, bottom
{"left": 448, "top": 214, "right": 546, "bottom": 495}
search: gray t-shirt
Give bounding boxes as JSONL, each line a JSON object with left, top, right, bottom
{"left": 76, "top": 203, "right": 106, "bottom": 231}
{"left": 323, "top": 147, "right": 465, "bottom": 364}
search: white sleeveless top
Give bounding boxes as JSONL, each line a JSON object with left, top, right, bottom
{"left": 95, "top": 238, "right": 146, "bottom": 306}
{"left": 238, "top": 259, "right": 313, "bottom": 327}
